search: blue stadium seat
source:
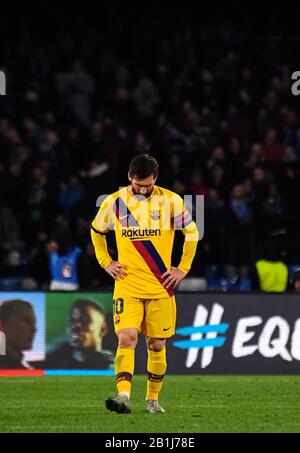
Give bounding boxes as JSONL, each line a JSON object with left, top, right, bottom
{"left": 0, "top": 277, "right": 22, "bottom": 290}
{"left": 207, "top": 277, "right": 251, "bottom": 292}
{"left": 288, "top": 264, "right": 300, "bottom": 283}
{"left": 239, "top": 278, "right": 251, "bottom": 291}
{"left": 207, "top": 277, "right": 239, "bottom": 292}
{"left": 205, "top": 265, "right": 220, "bottom": 280}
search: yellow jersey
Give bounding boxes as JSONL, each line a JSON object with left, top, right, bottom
{"left": 91, "top": 185, "right": 198, "bottom": 298}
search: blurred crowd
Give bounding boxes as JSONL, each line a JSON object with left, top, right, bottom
{"left": 1, "top": 8, "right": 300, "bottom": 290}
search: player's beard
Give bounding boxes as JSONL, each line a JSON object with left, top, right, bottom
{"left": 131, "top": 185, "right": 154, "bottom": 199}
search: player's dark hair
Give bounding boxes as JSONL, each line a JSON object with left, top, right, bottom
{"left": 128, "top": 154, "right": 159, "bottom": 179}
{"left": 70, "top": 299, "right": 106, "bottom": 316}
{"left": 0, "top": 300, "right": 33, "bottom": 323}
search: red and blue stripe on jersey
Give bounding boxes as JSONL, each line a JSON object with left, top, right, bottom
{"left": 174, "top": 209, "right": 193, "bottom": 229}
{"left": 113, "top": 196, "right": 174, "bottom": 296}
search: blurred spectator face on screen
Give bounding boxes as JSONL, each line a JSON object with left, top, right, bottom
{"left": 68, "top": 300, "right": 108, "bottom": 352}
{"left": 0, "top": 300, "right": 36, "bottom": 352}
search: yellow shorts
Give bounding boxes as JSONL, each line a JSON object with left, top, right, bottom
{"left": 112, "top": 295, "right": 176, "bottom": 338}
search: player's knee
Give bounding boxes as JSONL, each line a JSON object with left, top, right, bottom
{"left": 147, "top": 338, "right": 166, "bottom": 351}
{"left": 118, "top": 331, "right": 138, "bottom": 348}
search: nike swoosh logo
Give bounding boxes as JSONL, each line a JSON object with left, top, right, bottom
{"left": 163, "top": 327, "right": 171, "bottom": 331}
{"left": 119, "top": 214, "right": 129, "bottom": 219}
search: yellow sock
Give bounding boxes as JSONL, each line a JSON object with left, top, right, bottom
{"left": 114, "top": 347, "right": 135, "bottom": 397}
{"left": 146, "top": 348, "right": 167, "bottom": 401}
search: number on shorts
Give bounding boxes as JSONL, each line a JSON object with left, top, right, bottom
{"left": 114, "top": 298, "right": 124, "bottom": 315}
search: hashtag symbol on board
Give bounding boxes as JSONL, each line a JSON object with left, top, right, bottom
{"left": 172, "top": 303, "right": 229, "bottom": 368}
{"left": 172, "top": 323, "right": 229, "bottom": 349}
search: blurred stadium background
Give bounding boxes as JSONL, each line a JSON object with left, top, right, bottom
{"left": 1, "top": 5, "right": 300, "bottom": 293}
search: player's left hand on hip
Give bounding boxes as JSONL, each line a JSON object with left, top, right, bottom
{"left": 161, "top": 266, "right": 185, "bottom": 289}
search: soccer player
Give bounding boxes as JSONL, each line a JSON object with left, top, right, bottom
{"left": 91, "top": 154, "right": 199, "bottom": 413}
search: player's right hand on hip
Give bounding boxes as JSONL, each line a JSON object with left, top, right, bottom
{"left": 105, "top": 261, "right": 128, "bottom": 280}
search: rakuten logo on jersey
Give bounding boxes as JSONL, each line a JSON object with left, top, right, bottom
{"left": 121, "top": 228, "right": 161, "bottom": 238}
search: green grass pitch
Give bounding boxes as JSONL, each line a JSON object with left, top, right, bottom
{"left": 0, "top": 375, "right": 300, "bottom": 433}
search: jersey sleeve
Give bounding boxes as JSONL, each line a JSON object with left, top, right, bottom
{"left": 171, "top": 194, "right": 199, "bottom": 274}
{"left": 172, "top": 194, "right": 195, "bottom": 232}
{"left": 91, "top": 194, "right": 115, "bottom": 234}
{"left": 91, "top": 195, "right": 115, "bottom": 269}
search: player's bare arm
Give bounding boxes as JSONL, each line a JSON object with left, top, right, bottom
{"left": 105, "top": 261, "right": 128, "bottom": 281}
{"left": 162, "top": 267, "right": 186, "bottom": 289}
